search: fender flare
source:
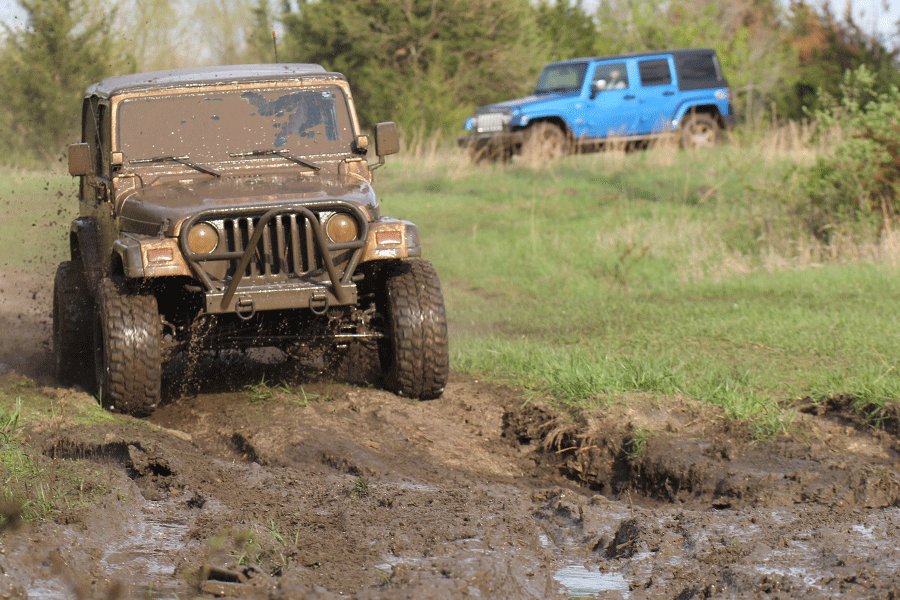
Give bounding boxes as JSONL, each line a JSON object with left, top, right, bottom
{"left": 70, "top": 217, "right": 106, "bottom": 295}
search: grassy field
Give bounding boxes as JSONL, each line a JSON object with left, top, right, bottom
{"left": 2, "top": 132, "right": 900, "bottom": 436}
{"left": 0, "top": 169, "right": 74, "bottom": 275}
{"left": 380, "top": 135, "right": 900, "bottom": 435}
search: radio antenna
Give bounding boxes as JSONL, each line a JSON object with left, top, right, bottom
{"left": 272, "top": 31, "right": 279, "bottom": 63}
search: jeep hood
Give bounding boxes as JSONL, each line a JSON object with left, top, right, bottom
{"left": 477, "top": 91, "right": 577, "bottom": 114}
{"left": 118, "top": 173, "right": 378, "bottom": 236}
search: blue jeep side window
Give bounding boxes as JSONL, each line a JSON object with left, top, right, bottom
{"left": 592, "top": 63, "right": 629, "bottom": 92}
{"left": 638, "top": 59, "right": 672, "bottom": 87}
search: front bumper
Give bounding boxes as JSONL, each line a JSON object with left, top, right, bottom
{"left": 457, "top": 131, "right": 524, "bottom": 149}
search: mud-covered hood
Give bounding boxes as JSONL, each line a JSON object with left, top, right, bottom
{"left": 118, "top": 172, "right": 377, "bottom": 236}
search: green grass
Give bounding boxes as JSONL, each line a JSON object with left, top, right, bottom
{"left": 379, "top": 142, "right": 900, "bottom": 433}
{"left": 0, "top": 168, "right": 74, "bottom": 275}
{"left": 0, "top": 374, "right": 125, "bottom": 526}
{"left": 3, "top": 139, "right": 900, "bottom": 436}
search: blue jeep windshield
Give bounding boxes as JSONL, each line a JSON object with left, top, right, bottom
{"left": 534, "top": 63, "right": 588, "bottom": 95}
{"left": 116, "top": 85, "right": 354, "bottom": 164}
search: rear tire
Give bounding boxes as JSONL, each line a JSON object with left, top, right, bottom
{"left": 53, "top": 261, "right": 93, "bottom": 389}
{"left": 680, "top": 113, "right": 721, "bottom": 148}
{"left": 94, "top": 278, "right": 162, "bottom": 417}
{"left": 378, "top": 260, "right": 449, "bottom": 400}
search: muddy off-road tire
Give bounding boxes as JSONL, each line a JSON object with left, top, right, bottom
{"left": 680, "top": 112, "right": 721, "bottom": 148}
{"left": 521, "top": 122, "right": 569, "bottom": 163}
{"left": 94, "top": 278, "right": 162, "bottom": 417}
{"left": 467, "top": 141, "right": 512, "bottom": 165}
{"left": 53, "top": 261, "right": 94, "bottom": 388}
{"left": 379, "top": 260, "right": 449, "bottom": 400}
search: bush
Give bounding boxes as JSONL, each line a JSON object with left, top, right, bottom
{"left": 798, "top": 66, "right": 900, "bottom": 239}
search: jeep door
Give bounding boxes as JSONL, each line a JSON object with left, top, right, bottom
{"left": 633, "top": 57, "right": 678, "bottom": 135}
{"left": 583, "top": 61, "right": 640, "bottom": 140}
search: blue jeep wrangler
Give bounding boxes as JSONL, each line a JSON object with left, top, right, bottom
{"left": 460, "top": 48, "right": 735, "bottom": 162}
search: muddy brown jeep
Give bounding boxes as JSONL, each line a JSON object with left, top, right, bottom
{"left": 55, "top": 64, "right": 449, "bottom": 417}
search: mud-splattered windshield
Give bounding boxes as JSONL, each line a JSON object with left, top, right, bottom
{"left": 116, "top": 85, "right": 354, "bottom": 164}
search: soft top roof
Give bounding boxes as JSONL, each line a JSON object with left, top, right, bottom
{"left": 86, "top": 63, "right": 344, "bottom": 99}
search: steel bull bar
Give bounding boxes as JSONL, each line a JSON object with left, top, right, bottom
{"left": 179, "top": 202, "right": 368, "bottom": 316}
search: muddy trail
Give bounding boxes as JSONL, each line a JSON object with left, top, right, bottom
{"left": 2, "top": 266, "right": 900, "bottom": 600}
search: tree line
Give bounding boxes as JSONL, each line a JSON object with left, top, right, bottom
{"left": 0, "top": 0, "right": 897, "bottom": 163}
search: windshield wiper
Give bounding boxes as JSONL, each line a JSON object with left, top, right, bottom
{"left": 229, "top": 149, "right": 322, "bottom": 171}
{"left": 131, "top": 155, "right": 220, "bottom": 177}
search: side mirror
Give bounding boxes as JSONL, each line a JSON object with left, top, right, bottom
{"left": 372, "top": 122, "right": 399, "bottom": 170}
{"left": 68, "top": 143, "right": 92, "bottom": 176}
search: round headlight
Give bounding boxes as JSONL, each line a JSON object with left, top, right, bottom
{"left": 325, "top": 213, "right": 359, "bottom": 243}
{"left": 188, "top": 222, "right": 218, "bottom": 254}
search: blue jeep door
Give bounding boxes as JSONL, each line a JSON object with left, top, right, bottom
{"left": 634, "top": 57, "right": 678, "bottom": 135}
{"left": 583, "top": 61, "right": 640, "bottom": 139}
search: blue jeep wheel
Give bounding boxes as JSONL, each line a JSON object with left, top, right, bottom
{"left": 680, "top": 113, "right": 721, "bottom": 148}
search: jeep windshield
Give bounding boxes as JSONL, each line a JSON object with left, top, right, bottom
{"left": 116, "top": 85, "right": 355, "bottom": 166}
{"left": 534, "top": 63, "right": 588, "bottom": 95}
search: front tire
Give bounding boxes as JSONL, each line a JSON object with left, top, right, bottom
{"left": 378, "top": 260, "right": 449, "bottom": 400}
{"left": 94, "top": 278, "right": 162, "bottom": 417}
{"left": 53, "top": 261, "right": 93, "bottom": 389}
{"left": 521, "top": 122, "right": 568, "bottom": 163}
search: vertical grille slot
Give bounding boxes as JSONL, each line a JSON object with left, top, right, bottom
{"left": 217, "top": 213, "right": 328, "bottom": 283}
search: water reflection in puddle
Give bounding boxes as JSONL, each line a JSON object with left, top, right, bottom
{"left": 554, "top": 564, "right": 630, "bottom": 598}
{"left": 25, "top": 498, "right": 197, "bottom": 600}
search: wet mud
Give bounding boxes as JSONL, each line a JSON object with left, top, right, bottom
{"left": 2, "top": 267, "right": 900, "bottom": 599}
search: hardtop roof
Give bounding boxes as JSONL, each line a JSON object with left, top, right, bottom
{"left": 546, "top": 48, "right": 716, "bottom": 67}
{"left": 85, "top": 63, "right": 344, "bottom": 99}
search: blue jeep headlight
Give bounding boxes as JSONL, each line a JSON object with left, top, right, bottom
{"left": 464, "top": 117, "right": 475, "bottom": 131}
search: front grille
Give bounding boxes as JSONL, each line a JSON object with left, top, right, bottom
{"left": 217, "top": 213, "right": 322, "bottom": 281}
{"left": 181, "top": 204, "right": 366, "bottom": 293}
{"left": 475, "top": 112, "right": 508, "bottom": 133}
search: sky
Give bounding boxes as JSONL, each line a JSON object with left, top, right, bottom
{"left": 818, "top": 0, "right": 900, "bottom": 42}
{"left": 0, "top": 0, "right": 897, "bottom": 45}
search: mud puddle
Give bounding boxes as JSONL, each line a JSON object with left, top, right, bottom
{"left": 3, "top": 267, "right": 900, "bottom": 598}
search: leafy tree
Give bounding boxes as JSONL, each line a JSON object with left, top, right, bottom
{"left": 0, "top": 0, "right": 135, "bottom": 162}
{"left": 195, "top": 0, "right": 255, "bottom": 65}
{"left": 246, "top": 0, "right": 276, "bottom": 64}
{"left": 787, "top": 1, "right": 900, "bottom": 118}
{"left": 534, "top": 0, "right": 599, "bottom": 61}
{"left": 279, "top": 0, "right": 546, "bottom": 135}
{"left": 798, "top": 66, "right": 900, "bottom": 237}
{"left": 116, "top": 0, "right": 184, "bottom": 71}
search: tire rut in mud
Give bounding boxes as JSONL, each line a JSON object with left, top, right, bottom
{"left": 502, "top": 399, "right": 900, "bottom": 511}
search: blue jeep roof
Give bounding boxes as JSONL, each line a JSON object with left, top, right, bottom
{"left": 545, "top": 48, "right": 717, "bottom": 67}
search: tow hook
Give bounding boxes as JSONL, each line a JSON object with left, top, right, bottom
{"left": 236, "top": 297, "right": 256, "bottom": 320}
{"left": 310, "top": 293, "right": 330, "bottom": 315}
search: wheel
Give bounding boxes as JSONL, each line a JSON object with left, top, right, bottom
{"left": 53, "top": 261, "right": 94, "bottom": 388}
{"left": 93, "top": 278, "right": 162, "bottom": 417}
{"left": 680, "top": 113, "right": 721, "bottom": 148}
{"left": 521, "top": 122, "right": 568, "bottom": 162}
{"left": 468, "top": 141, "right": 512, "bottom": 165}
{"left": 378, "top": 260, "right": 449, "bottom": 400}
